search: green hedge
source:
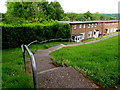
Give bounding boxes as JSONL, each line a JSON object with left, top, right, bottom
{"left": 2, "top": 22, "right": 70, "bottom": 49}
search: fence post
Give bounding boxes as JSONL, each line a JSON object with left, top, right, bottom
{"left": 21, "top": 44, "right": 26, "bottom": 72}
{"left": 24, "top": 45, "right": 38, "bottom": 89}
{"left": 36, "top": 40, "right": 38, "bottom": 51}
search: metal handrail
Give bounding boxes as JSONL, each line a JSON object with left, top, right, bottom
{"left": 21, "top": 44, "right": 38, "bottom": 89}
{"left": 21, "top": 38, "right": 71, "bottom": 89}
{"left": 27, "top": 40, "right": 38, "bottom": 47}
{"left": 26, "top": 38, "right": 71, "bottom": 45}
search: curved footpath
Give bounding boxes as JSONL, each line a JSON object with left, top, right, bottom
{"left": 34, "top": 34, "right": 118, "bottom": 88}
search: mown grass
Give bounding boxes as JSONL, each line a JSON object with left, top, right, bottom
{"left": 82, "top": 32, "right": 118, "bottom": 43}
{"left": 2, "top": 48, "right": 34, "bottom": 88}
{"left": 2, "top": 41, "right": 76, "bottom": 88}
{"left": 29, "top": 42, "right": 76, "bottom": 53}
{"left": 50, "top": 36, "right": 119, "bottom": 87}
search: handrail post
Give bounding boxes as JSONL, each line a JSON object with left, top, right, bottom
{"left": 21, "top": 44, "right": 26, "bottom": 72}
{"left": 30, "top": 54, "right": 38, "bottom": 89}
{"left": 24, "top": 45, "right": 38, "bottom": 89}
{"left": 36, "top": 40, "right": 38, "bottom": 51}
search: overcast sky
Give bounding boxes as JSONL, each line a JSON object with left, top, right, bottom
{"left": 0, "top": 0, "right": 119, "bottom": 13}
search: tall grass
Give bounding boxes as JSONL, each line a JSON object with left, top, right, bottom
{"left": 50, "top": 36, "right": 119, "bottom": 87}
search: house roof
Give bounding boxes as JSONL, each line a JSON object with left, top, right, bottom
{"left": 59, "top": 20, "right": 120, "bottom": 24}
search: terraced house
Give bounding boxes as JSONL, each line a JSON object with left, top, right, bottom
{"left": 60, "top": 20, "right": 120, "bottom": 42}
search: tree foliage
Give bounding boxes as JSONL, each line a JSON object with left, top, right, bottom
{"left": 83, "top": 11, "right": 93, "bottom": 20}
{"left": 65, "top": 11, "right": 116, "bottom": 21}
{"left": 4, "top": 1, "right": 65, "bottom": 24}
{"left": 4, "top": 1, "right": 117, "bottom": 24}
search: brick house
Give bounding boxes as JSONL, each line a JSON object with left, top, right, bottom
{"left": 59, "top": 20, "right": 120, "bottom": 42}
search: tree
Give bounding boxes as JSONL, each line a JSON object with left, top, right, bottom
{"left": 100, "top": 15, "right": 111, "bottom": 20}
{"left": 49, "top": 1, "right": 64, "bottom": 20}
{"left": 83, "top": 11, "right": 92, "bottom": 20}
{"left": 65, "top": 13, "right": 78, "bottom": 21}
{"left": 86, "top": 17, "right": 91, "bottom": 21}
{"left": 92, "top": 12, "right": 101, "bottom": 20}
{"left": 5, "top": 2, "right": 37, "bottom": 24}
{"left": 76, "top": 14, "right": 85, "bottom": 21}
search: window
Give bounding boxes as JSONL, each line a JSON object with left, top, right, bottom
{"left": 99, "top": 23, "right": 101, "bottom": 26}
{"left": 88, "top": 31, "right": 92, "bottom": 38}
{"left": 74, "top": 25, "right": 77, "bottom": 29}
{"left": 112, "top": 23, "right": 114, "bottom": 25}
{"left": 92, "top": 24, "right": 94, "bottom": 27}
{"left": 83, "top": 24, "right": 86, "bottom": 28}
{"left": 88, "top": 24, "right": 91, "bottom": 28}
{"left": 79, "top": 33, "right": 85, "bottom": 39}
{"left": 79, "top": 25, "right": 82, "bottom": 28}
{"left": 95, "top": 23, "right": 97, "bottom": 27}
{"left": 76, "top": 37, "right": 77, "bottom": 40}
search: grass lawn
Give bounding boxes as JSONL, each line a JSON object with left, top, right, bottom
{"left": 2, "top": 41, "right": 76, "bottom": 88}
{"left": 2, "top": 48, "right": 33, "bottom": 88}
{"left": 50, "top": 36, "right": 119, "bottom": 87}
{"left": 82, "top": 32, "right": 118, "bottom": 43}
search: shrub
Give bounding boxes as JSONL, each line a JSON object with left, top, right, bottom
{"left": 2, "top": 22, "right": 70, "bottom": 49}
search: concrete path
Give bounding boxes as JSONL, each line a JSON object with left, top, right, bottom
{"left": 34, "top": 34, "right": 118, "bottom": 88}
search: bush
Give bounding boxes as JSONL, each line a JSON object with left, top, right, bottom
{"left": 2, "top": 22, "right": 70, "bottom": 49}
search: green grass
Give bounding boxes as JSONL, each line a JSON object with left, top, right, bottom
{"left": 2, "top": 34, "right": 119, "bottom": 88}
{"left": 2, "top": 41, "right": 76, "bottom": 88}
{"left": 82, "top": 32, "right": 118, "bottom": 43}
{"left": 29, "top": 42, "right": 76, "bottom": 53}
{"left": 50, "top": 36, "right": 119, "bottom": 87}
{"left": 2, "top": 48, "right": 34, "bottom": 88}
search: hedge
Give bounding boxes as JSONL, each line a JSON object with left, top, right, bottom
{"left": 2, "top": 22, "right": 71, "bottom": 49}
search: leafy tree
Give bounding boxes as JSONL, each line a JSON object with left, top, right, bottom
{"left": 5, "top": 2, "right": 37, "bottom": 24}
{"left": 86, "top": 17, "right": 91, "bottom": 21}
{"left": 65, "top": 13, "right": 78, "bottom": 21}
{"left": 4, "top": 0, "right": 116, "bottom": 24}
{"left": 92, "top": 12, "right": 101, "bottom": 20}
{"left": 76, "top": 14, "right": 85, "bottom": 21}
{"left": 83, "top": 11, "right": 92, "bottom": 20}
{"left": 35, "top": 2, "right": 47, "bottom": 19}
{"left": 100, "top": 15, "right": 112, "bottom": 20}
{"left": 49, "top": 1, "right": 64, "bottom": 20}
{"left": 5, "top": 0, "right": 65, "bottom": 23}
{"left": 61, "top": 16, "right": 69, "bottom": 21}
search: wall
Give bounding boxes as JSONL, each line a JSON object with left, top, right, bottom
{"left": 70, "top": 21, "right": 119, "bottom": 40}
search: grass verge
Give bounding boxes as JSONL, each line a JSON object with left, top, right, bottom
{"left": 50, "top": 35, "right": 119, "bottom": 87}
{"left": 82, "top": 32, "right": 118, "bottom": 43}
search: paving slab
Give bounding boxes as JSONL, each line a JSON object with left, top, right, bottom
{"left": 38, "top": 67, "right": 98, "bottom": 88}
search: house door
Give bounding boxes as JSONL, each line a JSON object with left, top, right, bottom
{"left": 93, "top": 30, "right": 99, "bottom": 38}
{"left": 76, "top": 36, "right": 80, "bottom": 42}
{"left": 105, "top": 29, "right": 108, "bottom": 34}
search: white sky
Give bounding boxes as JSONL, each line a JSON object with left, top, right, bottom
{"left": 0, "top": 0, "right": 119, "bottom": 13}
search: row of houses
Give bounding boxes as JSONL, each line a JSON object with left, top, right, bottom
{"left": 59, "top": 20, "right": 120, "bottom": 42}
